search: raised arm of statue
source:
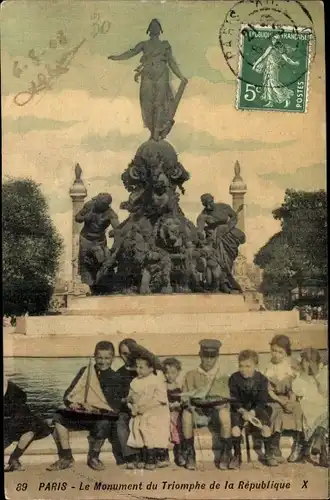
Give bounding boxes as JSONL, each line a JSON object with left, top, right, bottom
{"left": 108, "top": 42, "right": 144, "bottom": 61}
{"left": 75, "top": 200, "right": 94, "bottom": 223}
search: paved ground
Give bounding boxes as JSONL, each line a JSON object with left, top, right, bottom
{"left": 4, "top": 460, "right": 329, "bottom": 500}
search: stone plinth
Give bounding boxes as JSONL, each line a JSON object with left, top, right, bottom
{"left": 15, "top": 311, "right": 299, "bottom": 338}
{"left": 5, "top": 320, "right": 327, "bottom": 358}
{"left": 66, "top": 293, "right": 249, "bottom": 315}
{"left": 6, "top": 296, "right": 328, "bottom": 358}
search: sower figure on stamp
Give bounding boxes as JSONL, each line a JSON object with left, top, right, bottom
{"left": 47, "top": 341, "right": 122, "bottom": 471}
{"left": 108, "top": 19, "right": 188, "bottom": 141}
{"left": 75, "top": 193, "right": 119, "bottom": 294}
{"left": 181, "top": 340, "right": 233, "bottom": 471}
{"left": 252, "top": 34, "right": 300, "bottom": 109}
{"left": 4, "top": 375, "right": 51, "bottom": 472}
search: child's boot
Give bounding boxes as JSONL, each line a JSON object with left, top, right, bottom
{"left": 157, "top": 448, "right": 170, "bottom": 468}
{"left": 219, "top": 438, "right": 232, "bottom": 470}
{"left": 183, "top": 438, "right": 196, "bottom": 470}
{"left": 264, "top": 436, "right": 278, "bottom": 467}
{"left": 4, "top": 459, "right": 25, "bottom": 472}
{"left": 87, "top": 437, "right": 105, "bottom": 471}
{"left": 173, "top": 443, "right": 186, "bottom": 467}
{"left": 271, "top": 433, "right": 285, "bottom": 464}
{"left": 287, "top": 432, "right": 305, "bottom": 463}
{"left": 319, "top": 442, "right": 329, "bottom": 468}
{"left": 228, "top": 437, "right": 241, "bottom": 470}
{"left": 126, "top": 453, "right": 140, "bottom": 470}
{"left": 136, "top": 449, "right": 145, "bottom": 469}
{"left": 145, "top": 449, "right": 156, "bottom": 470}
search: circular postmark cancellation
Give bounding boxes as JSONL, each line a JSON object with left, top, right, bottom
{"left": 219, "top": 0, "right": 316, "bottom": 88}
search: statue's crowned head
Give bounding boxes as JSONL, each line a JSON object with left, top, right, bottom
{"left": 146, "top": 19, "right": 163, "bottom": 36}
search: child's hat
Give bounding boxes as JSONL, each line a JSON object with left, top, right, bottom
{"left": 199, "top": 339, "right": 222, "bottom": 357}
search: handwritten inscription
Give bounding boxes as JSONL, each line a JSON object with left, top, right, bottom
{"left": 13, "top": 39, "right": 86, "bottom": 107}
{"left": 13, "top": 14, "right": 111, "bottom": 107}
{"left": 91, "top": 13, "right": 111, "bottom": 38}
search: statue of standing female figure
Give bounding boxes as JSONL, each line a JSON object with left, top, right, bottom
{"left": 108, "top": 19, "right": 188, "bottom": 141}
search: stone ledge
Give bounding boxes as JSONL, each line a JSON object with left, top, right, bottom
{"left": 4, "top": 325, "right": 327, "bottom": 357}
{"left": 14, "top": 311, "right": 299, "bottom": 337}
{"left": 5, "top": 429, "right": 294, "bottom": 464}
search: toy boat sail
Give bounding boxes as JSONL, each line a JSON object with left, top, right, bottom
{"left": 64, "top": 358, "right": 117, "bottom": 415}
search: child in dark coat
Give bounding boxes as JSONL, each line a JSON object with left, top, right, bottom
{"left": 229, "top": 350, "right": 274, "bottom": 469}
{"left": 4, "top": 376, "right": 51, "bottom": 472}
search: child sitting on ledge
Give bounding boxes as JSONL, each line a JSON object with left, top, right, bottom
{"left": 127, "top": 350, "right": 170, "bottom": 470}
{"left": 291, "top": 347, "right": 328, "bottom": 467}
{"left": 4, "top": 375, "right": 51, "bottom": 472}
{"left": 162, "top": 357, "right": 185, "bottom": 467}
{"left": 229, "top": 350, "right": 274, "bottom": 469}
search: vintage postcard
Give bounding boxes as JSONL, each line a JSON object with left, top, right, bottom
{"left": 2, "top": 0, "right": 327, "bottom": 499}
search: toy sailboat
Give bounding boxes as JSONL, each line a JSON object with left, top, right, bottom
{"left": 62, "top": 358, "right": 117, "bottom": 416}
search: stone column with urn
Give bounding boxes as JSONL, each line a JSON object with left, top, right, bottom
{"left": 229, "top": 161, "right": 249, "bottom": 291}
{"left": 229, "top": 161, "right": 263, "bottom": 307}
{"left": 69, "top": 163, "right": 89, "bottom": 295}
{"left": 229, "top": 160, "right": 247, "bottom": 235}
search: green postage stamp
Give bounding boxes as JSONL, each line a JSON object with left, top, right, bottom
{"left": 236, "top": 25, "right": 312, "bottom": 113}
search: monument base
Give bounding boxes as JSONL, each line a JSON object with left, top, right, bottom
{"left": 66, "top": 293, "right": 250, "bottom": 315}
{"left": 5, "top": 294, "right": 326, "bottom": 357}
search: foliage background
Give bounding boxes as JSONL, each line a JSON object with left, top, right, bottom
{"left": 3, "top": 178, "right": 63, "bottom": 316}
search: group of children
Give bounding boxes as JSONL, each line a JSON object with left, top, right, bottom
{"left": 4, "top": 335, "right": 329, "bottom": 472}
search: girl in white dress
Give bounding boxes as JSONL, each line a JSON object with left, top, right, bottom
{"left": 264, "top": 335, "right": 305, "bottom": 464}
{"left": 291, "top": 348, "right": 328, "bottom": 467}
{"left": 127, "top": 351, "right": 170, "bottom": 470}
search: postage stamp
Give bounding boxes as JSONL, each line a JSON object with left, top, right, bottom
{"left": 236, "top": 25, "right": 312, "bottom": 112}
{"left": 2, "top": 1, "right": 328, "bottom": 499}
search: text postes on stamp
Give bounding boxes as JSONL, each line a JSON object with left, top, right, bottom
{"left": 236, "top": 25, "right": 312, "bottom": 113}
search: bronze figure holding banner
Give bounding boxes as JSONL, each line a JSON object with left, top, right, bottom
{"left": 108, "top": 19, "right": 188, "bottom": 141}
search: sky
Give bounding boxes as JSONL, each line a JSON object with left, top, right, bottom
{"left": 1, "top": 0, "right": 326, "bottom": 279}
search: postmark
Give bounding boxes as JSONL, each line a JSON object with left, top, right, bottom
{"left": 219, "top": 0, "right": 316, "bottom": 85}
{"left": 236, "top": 25, "right": 312, "bottom": 112}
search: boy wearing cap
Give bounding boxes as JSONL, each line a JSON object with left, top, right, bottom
{"left": 181, "top": 339, "right": 232, "bottom": 470}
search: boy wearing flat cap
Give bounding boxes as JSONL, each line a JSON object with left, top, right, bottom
{"left": 181, "top": 339, "right": 232, "bottom": 470}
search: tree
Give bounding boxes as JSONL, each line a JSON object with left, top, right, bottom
{"left": 254, "top": 189, "right": 327, "bottom": 307}
{"left": 3, "top": 178, "right": 63, "bottom": 316}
